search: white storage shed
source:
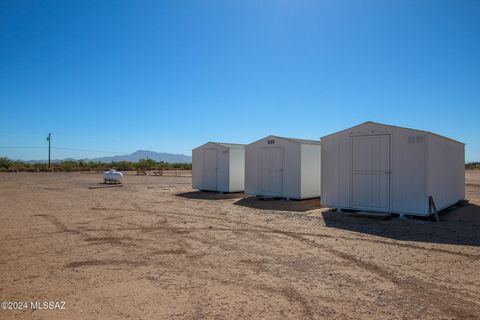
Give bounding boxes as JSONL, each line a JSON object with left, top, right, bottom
{"left": 245, "top": 135, "right": 321, "bottom": 199}
{"left": 192, "top": 142, "right": 245, "bottom": 192}
{"left": 321, "top": 121, "right": 465, "bottom": 217}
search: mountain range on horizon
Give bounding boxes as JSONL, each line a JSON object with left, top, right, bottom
{"left": 22, "top": 150, "right": 192, "bottom": 164}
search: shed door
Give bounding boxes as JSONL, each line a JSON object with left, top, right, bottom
{"left": 261, "top": 147, "right": 283, "bottom": 196}
{"left": 203, "top": 149, "right": 217, "bottom": 190}
{"left": 351, "top": 135, "right": 390, "bottom": 211}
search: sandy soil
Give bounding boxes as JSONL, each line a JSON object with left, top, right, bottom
{"left": 1, "top": 171, "right": 479, "bottom": 319}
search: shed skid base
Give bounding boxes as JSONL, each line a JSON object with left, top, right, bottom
{"left": 334, "top": 199, "right": 468, "bottom": 220}
{"left": 256, "top": 196, "right": 320, "bottom": 201}
{"left": 343, "top": 211, "right": 392, "bottom": 220}
{"left": 199, "top": 190, "right": 242, "bottom": 194}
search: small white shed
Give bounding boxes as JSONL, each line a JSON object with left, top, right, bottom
{"left": 321, "top": 121, "right": 465, "bottom": 216}
{"left": 245, "top": 135, "right": 321, "bottom": 199}
{"left": 192, "top": 142, "right": 245, "bottom": 192}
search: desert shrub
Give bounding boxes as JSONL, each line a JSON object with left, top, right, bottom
{"left": 57, "top": 160, "right": 77, "bottom": 172}
{"left": 465, "top": 162, "right": 480, "bottom": 170}
{"left": 136, "top": 158, "right": 157, "bottom": 170}
{"left": 0, "top": 157, "right": 14, "bottom": 169}
{"left": 111, "top": 161, "right": 133, "bottom": 171}
{"left": 0, "top": 157, "right": 191, "bottom": 172}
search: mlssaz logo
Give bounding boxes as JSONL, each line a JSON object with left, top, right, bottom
{"left": 31, "top": 301, "right": 66, "bottom": 310}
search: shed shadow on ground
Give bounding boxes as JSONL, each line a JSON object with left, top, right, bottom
{"left": 176, "top": 191, "right": 245, "bottom": 201}
{"left": 234, "top": 197, "right": 322, "bottom": 213}
{"left": 321, "top": 203, "right": 480, "bottom": 246}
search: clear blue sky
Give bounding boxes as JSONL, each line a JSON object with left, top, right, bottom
{"left": 1, "top": 0, "right": 479, "bottom": 161}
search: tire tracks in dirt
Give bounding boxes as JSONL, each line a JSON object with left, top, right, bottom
{"left": 130, "top": 203, "right": 480, "bottom": 259}
{"left": 87, "top": 205, "right": 480, "bottom": 317}
{"left": 88, "top": 204, "right": 479, "bottom": 265}
{"left": 160, "top": 208, "right": 480, "bottom": 317}
{"left": 189, "top": 224, "right": 480, "bottom": 318}
{"left": 266, "top": 229, "right": 480, "bottom": 319}
{"left": 33, "top": 214, "right": 87, "bottom": 236}
{"left": 65, "top": 259, "right": 148, "bottom": 268}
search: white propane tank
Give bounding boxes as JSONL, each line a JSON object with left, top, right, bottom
{"left": 103, "top": 170, "right": 124, "bottom": 184}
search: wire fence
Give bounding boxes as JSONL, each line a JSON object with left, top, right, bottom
{"left": 131, "top": 169, "right": 192, "bottom": 177}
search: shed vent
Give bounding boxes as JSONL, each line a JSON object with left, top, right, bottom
{"left": 408, "top": 136, "right": 425, "bottom": 144}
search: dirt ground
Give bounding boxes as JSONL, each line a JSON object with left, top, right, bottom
{"left": 1, "top": 171, "right": 480, "bottom": 319}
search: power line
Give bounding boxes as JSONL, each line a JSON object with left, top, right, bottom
{"left": 51, "top": 147, "right": 126, "bottom": 154}
{"left": 0, "top": 146, "right": 46, "bottom": 149}
{"left": 0, "top": 146, "right": 127, "bottom": 154}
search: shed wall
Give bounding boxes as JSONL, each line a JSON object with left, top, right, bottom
{"left": 321, "top": 133, "right": 351, "bottom": 207}
{"left": 389, "top": 129, "right": 427, "bottom": 215}
{"left": 283, "top": 142, "right": 301, "bottom": 198}
{"left": 245, "top": 137, "right": 301, "bottom": 198}
{"left": 228, "top": 148, "right": 245, "bottom": 192}
{"left": 216, "top": 147, "right": 230, "bottom": 192}
{"left": 300, "top": 143, "right": 321, "bottom": 199}
{"left": 192, "top": 143, "right": 231, "bottom": 192}
{"left": 192, "top": 148, "right": 202, "bottom": 190}
{"left": 427, "top": 135, "right": 465, "bottom": 211}
{"left": 321, "top": 122, "right": 430, "bottom": 215}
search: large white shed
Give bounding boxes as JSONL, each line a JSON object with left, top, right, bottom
{"left": 192, "top": 142, "right": 245, "bottom": 192}
{"left": 321, "top": 122, "right": 465, "bottom": 216}
{"left": 245, "top": 135, "right": 321, "bottom": 199}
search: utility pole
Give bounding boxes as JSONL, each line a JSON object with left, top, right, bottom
{"left": 46, "top": 133, "right": 51, "bottom": 168}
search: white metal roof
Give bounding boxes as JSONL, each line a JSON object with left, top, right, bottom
{"left": 321, "top": 121, "right": 464, "bottom": 145}
{"left": 211, "top": 142, "right": 245, "bottom": 148}
{"left": 193, "top": 142, "right": 245, "bottom": 150}
{"left": 250, "top": 135, "right": 321, "bottom": 145}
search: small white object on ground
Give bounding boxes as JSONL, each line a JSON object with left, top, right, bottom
{"left": 103, "top": 170, "right": 123, "bottom": 184}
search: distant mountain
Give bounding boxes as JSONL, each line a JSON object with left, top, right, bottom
{"left": 90, "top": 150, "right": 191, "bottom": 163}
{"left": 22, "top": 150, "right": 192, "bottom": 164}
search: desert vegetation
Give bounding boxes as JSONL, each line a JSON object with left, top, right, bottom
{"left": 465, "top": 162, "right": 480, "bottom": 170}
{"left": 0, "top": 157, "right": 191, "bottom": 172}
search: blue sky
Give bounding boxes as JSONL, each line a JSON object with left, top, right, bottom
{"left": 0, "top": 0, "right": 479, "bottom": 161}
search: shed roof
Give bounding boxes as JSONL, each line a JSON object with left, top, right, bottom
{"left": 193, "top": 142, "right": 245, "bottom": 150}
{"left": 321, "top": 121, "right": 464, "bottom": 145}
{"left": 275, "top": 136, "right": 321, "bottom": 145}
{"left": 251, "top": 135, "right": 321, "bottom": 145}
{"left": 211, "top": 142, "right": 245, "bottom": 148}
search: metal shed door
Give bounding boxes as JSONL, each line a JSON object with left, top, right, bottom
{"left": 351, "top": 135, "right": 390, "bottom": 211}
{"left": 261, "top": 147, "right": 283, "bottom": 196}
{"left": 203, "top": 149, "right": 217, "bottom": 190}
